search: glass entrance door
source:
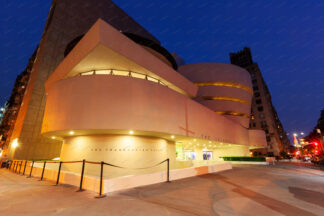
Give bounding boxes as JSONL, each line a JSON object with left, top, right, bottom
{"left": 203, "top": 151, "right": 213, "bottom": 160}
{"left": 184, "top": 151, "right": 196, "bottom": 160}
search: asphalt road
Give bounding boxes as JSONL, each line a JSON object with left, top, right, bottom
{"left": 0, "top": 164, "right": 323, "bottom": 216}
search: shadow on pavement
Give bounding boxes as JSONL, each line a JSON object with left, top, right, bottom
{"left": 200, "top": 174, "right": 317, "bottom": 216}
{"left": 289, "top": 186, "right": 324, "bottom": 208}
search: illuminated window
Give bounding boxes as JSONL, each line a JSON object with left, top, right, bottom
{"left": 147, "top": 76, "right": 159, "bottom": 83}
{"left": 95, "top": 70, "right": 110, "bottom": 75}
{"left": 81, "top": 71, "right": 94, "bottom": 76}
{"left": 113, "top": 70, "right": 129, "bottom": 76}
{"left": 131, "top": 72, "right": 146, "bottom": 79}
{"left": 77, "top": 69, "right": 167, "bottom": 87}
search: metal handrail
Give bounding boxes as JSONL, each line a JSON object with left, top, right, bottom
{"left": 7, "top": 158, "right": 170, "bottom": 198}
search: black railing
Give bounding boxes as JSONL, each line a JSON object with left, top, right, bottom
{"left": 6, "top": 158, "right": 170, "bottom": 198}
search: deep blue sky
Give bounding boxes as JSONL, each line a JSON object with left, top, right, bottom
{"left": 0, "top": 0, "right": 323, "bottom": 138}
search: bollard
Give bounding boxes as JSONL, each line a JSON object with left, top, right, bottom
{"left": 12, "top": 161, "right": 15, "bottom": 172}
{"left": 95, "top": 161, "right": 106, "bottom": 198}
{"left": 14, "top": 161, "right": 18, "bottom": 173}
{"left": 40, "top": 161, "right": 46, "bottom": 181}
{"left": 56, "top": 161, "right": 62, "bottom": 185}
{"left": 18, "top": 161, "right": 22, "bottom": 174}
{"left": 77, "top": 159, "right": 85, "bottom": 192}
{"left": 8, "top": 161, "right": 12, "bottom": 170}
{"left": 167, "top": 158, "right": 170, "bottom": 182}
{"left": 28, "top": 161, "right": 34, "bottom": 178}
{"left": 22, "top": 160, "right": 27, "bottom": 176}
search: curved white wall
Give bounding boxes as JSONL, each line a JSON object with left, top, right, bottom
{"left": 60, "top": 135, "right": 176, "bottom": 177}
{"left": 179, "top": 63, "right": 253, "bottom": 128}
{"left": 42, "top": 75, "right": 252, "bottom": 147}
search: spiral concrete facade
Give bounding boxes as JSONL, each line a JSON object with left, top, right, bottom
{"left": 23, "top": 19, "right": 266, "bottom": 177}
{"left": 179, "top": 63, "right": 253, "bottom": 128}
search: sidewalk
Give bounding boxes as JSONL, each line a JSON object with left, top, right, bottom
{"left": 1, "top": 164, "right": 324, "bottom": 216}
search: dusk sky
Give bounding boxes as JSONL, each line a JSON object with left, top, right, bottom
{"left": 0, "top": 0, "right": 323, "bottom": 138}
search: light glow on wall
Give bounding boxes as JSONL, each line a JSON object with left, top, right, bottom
{"left": 12, "top": 138, "right": 19, "bottom": 148}
{"left": 129, "top": 130, "right": 134, "bottom": 135}
{"left": 69, "top": 131, "right": 75, "bottom": 135}
{"left": 194, "top": 81, "right": 253, "bottom": 94}
{"left": 215, "top": 111, "right": 249, "bottom": 118}
{"left": 200, "top": 96, "right": 250, "bottom": 105}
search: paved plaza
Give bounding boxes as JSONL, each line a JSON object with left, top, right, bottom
{"left": 0, "top": 164, "right": 323, "bottom": 216}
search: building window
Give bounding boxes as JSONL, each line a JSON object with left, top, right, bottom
{"left": 253, "top": 86, "right": 259, "bottom": 91}
{"left": 256, "top": 99, "right": 262, "bottom": 104}
{"left": 252, "top": 79, "right": 257, "bottom": 84}
{"left": 254, "top": 92, "right": 260, "bottom": 97}
{"left": 261, "top": 121, "right": 267, "bottom": 127}
{"left": 259, "top": 113, "right": 265, "bottom": 119}
{"left": 257, "top": 106, "right": 263, "bottom": 112}
{"left": 251, "top": 73, "right": 256, "bottom": 78}
{"left": 253, "top": 122, "right": 256, "bottom": 127}
{"left": 266, "top": 136, "right": 271, "bottom": 142}
{"left": 265, "top": 129, "right": 269, "bottom": 134}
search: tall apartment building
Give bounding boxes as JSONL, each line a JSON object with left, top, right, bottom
{"left": 230, "top": 47, "right": 290, "bottom": 155}
{"left": 0, "top": 49, "right": 37, "bottom": 158}
{"left": 0, "top": 105, "right": 6, "bottom": 124}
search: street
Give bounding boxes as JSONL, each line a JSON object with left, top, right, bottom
{"left": 0, "top": 164, "right": 323, "bottom": 216}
